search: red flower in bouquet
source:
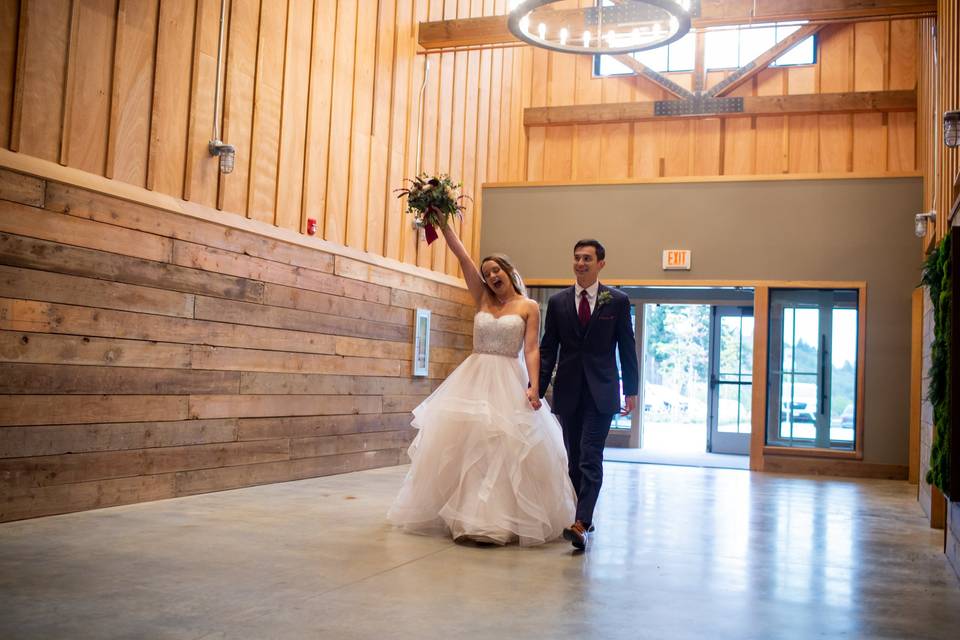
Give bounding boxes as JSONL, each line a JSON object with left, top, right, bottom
{"left": 395, "top": 174, "right": 471, "bottom": 244}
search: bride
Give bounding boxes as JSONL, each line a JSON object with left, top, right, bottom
{"left": 387, "top": 223, "right": 576, "bottom": 545}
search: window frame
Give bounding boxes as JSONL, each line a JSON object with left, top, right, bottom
{"left": 593, "top": 30, "right": 696, "bottom": 77}
{"left": 764, "top": 288, "right": 862, "bottom": 456}
{"left": 593, "top": 22, "right": 817, "bottom": 79}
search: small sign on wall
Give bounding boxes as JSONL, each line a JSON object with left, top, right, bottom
{"left": 662, "top": 250, "right": 691, "bottom": 270}
{"left": 413, "top": 308, "right": 431, "bottom": 377}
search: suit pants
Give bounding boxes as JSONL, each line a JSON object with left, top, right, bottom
{"left": 558, "top": 384, "right": 613, "bottom": 526}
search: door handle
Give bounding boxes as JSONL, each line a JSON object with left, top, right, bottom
{"left": 819, "top": 334, "right": 828, "bottom": 415}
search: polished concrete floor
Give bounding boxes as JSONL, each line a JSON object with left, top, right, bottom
{"left": 1, "top": 463, "right": 959, "bottom": 639}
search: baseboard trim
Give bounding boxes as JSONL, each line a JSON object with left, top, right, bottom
{"left": 762, "top": 456, "right": 908, "bottom": 480}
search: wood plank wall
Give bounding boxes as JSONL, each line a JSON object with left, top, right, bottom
{"left": 518, "top": 19, "right": 920, "bottom": 181}
{"left": 0, "top": 0, "right": 524, "bottom": 279}
{"left": 0, "top": 3, "right": 925, "bottom": 271}
{"left": 0, "top": 167, "right": 474, "bottom": 522}
{"left": 919, "top": 2, "right": 959, "bottom": 238}
{"left": 916, "top": 0, "right": 959, "bottom": 565}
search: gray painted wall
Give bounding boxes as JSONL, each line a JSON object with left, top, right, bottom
{"left": 480, "top": 177, "right": 922, "bottom": 466}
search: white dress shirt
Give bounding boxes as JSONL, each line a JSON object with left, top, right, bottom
{"left": 574, "top": 281, "right": 600, "bottom": 315}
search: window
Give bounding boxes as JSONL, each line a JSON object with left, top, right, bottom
{"left": 595, "top": 20, "right": 816, "bottom": 78}
{"left": 765, "top": 289, "right": 859, "bottom": 452}
{"left": 593, "top": 0, "right": 695, "bottom": 75}
{"left": 705, "top": 22, "right": 816, "bottom": 70}
{"left": 595, "top": 31, "right": 695, "bottom": 76}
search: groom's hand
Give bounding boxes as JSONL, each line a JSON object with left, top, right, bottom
{"left": 620, "top": 395, "right": 637, "bottom": 416}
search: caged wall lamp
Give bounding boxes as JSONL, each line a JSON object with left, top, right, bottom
{"left": 915, "top": 211, "right": 936, "bottom": 238}
{"left": 208, "top": 141, "right": 236, "bottom": 174}
{"left": 943, "top": 110, "right": 960, "bottom": 148}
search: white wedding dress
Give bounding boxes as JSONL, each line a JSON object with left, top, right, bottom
{"left": 388, "top": 311, "right": 576, "bottom": 545}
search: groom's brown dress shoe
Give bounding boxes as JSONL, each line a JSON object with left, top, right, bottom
{"left": 562, "top": 521, "right": 588, "bottom": 550}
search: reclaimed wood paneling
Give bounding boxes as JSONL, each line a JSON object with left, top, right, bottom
{"left": 0, "top": 170, "right": 471, "bottom": 522}
{"left": 0, "top": 265, "right": 195, "bottom": 318}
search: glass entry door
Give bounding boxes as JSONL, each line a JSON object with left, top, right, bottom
{"left": 708, "top": 306, "right": 754, "bottom": 455}
{"left": 639, "top": 303, "right": 711, "bottom": 452}
{"left": 766, "top": 289, "right": 859, "bottom": 451}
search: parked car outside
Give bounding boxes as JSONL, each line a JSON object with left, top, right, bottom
{"left": 839, "top": 403, "right": 854, "bottom": 428}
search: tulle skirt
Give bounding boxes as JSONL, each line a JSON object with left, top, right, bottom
{"left": 387, "top": 352, "right": 576, "bottom": 546}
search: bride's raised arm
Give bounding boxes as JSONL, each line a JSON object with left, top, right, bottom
{"left": 440, "top": 224, "right": 487, "bottom": 307}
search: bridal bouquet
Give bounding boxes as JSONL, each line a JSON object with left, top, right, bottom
{"left": 395, "top": 174, "right": 470, "bottom": 244}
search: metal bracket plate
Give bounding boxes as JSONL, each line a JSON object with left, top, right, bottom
{"left": 654, "top": 96, "right": 745, "bottom": 116}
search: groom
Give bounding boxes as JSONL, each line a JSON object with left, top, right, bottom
{"left": 539, "top": 239, "right": 638, "bottom": 550}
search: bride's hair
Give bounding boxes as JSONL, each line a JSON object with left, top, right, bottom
{"left": 480, "top": 254, "right": 526, "bottom": 297}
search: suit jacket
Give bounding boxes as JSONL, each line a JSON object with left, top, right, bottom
{"left": 539, "top": 284, "right": 639, "bottom": 416}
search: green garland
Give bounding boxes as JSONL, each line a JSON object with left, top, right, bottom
{"left": 922, "top": 233, "right": 951, "bottom": 494}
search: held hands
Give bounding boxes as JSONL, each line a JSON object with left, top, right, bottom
{"left": 526, "top": 387, "right": 542, "bottom": 410}
{"left": 620, "top": 395, "right": 637, "bottom": 416}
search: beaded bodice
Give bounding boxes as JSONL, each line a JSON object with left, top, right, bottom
{"left": 473, "top": 312, "right": 524, "bottom": 357}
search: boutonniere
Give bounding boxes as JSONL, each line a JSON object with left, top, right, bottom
{"left": 597, "top": 291, "right": 613, "bottom": 307}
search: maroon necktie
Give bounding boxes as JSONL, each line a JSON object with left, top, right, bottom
{"left": 578, "top": 290, "right": 591, "bottom": 327}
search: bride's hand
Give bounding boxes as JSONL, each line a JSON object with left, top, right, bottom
{"left": 526, "top": 388, "right": 541, "bottom": 410}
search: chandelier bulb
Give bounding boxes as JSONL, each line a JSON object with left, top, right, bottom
{"left": 508, "top": 1, "right": 691, "bottom": 55}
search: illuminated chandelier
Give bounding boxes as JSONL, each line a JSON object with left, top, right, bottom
{"left": 507, "top": 0, "right": 693, "bottom": 55}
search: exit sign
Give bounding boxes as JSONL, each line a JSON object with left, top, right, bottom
{"left": 662, "top": 250, "right": 691, "bottom": 270}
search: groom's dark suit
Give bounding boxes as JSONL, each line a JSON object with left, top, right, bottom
{"left": 539, "top": 284, "right": 639, "bottom": 527}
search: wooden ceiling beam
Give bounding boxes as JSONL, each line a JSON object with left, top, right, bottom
{"left": 523, "top": 90, "right": 916, "bottom": 126}
{"left": 695, "top": 0, "right": 935, "bottom": 27}
{"left": 418, "top": 1, "right": 935, "bottom": 50}
{"left": 418, "top": 15, "right": 516, "bottom": 49}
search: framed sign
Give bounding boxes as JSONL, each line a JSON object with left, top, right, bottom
{"left": 413, "top": 308, "right": 431, "bottom": 377}
{"left": 662, "top": 249, "right": 691, "bottom": 270}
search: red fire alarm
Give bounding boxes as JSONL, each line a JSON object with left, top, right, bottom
{"left": 306, "top": 218, "right": 318, "bottom": 236}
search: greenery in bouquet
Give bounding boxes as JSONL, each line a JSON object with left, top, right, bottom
{"left": 395, "top": 174, "right": 470, "bottom": 244}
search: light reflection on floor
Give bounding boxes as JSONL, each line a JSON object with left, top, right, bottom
{"left": 0, "top": 462, "right": 957, "bottom": 639}
{"left": 592, "top": 463, "right": 955, "bottom": 633}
